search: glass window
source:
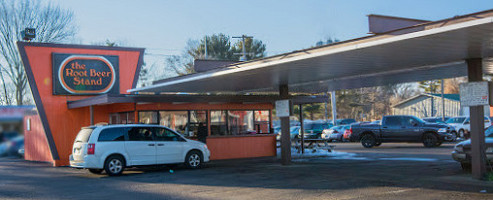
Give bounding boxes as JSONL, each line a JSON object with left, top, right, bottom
{"left": 254, "top": 110, "right": 270, "bottom": 133}
{"left": 228, "top": 110, "right": 254, "bottom": 135}
{"left": 98, "top": 128, "right": 125, "bottom": 142}
{"left": 211, "top": 110, "right": 228, "bottom": 136}
{"left": 109, "top": 114, "right": 118, "bottom": 125}
{"left": 127, "top": 112, "right": 135, "bottom": 124}
{"left": 139, "top": 111, "right": 158, "bottom": 124}
{"left": 127, "top": 127, "right": 154, "bottom": 141}
{"left": 110, "top": 112, "right": 135, "bottom": 124}
{"left": 189, "top": 110, "right": 208, "bottom": 138}
{"left": 160, "top": 111, "right": 188, "bottom": 134}
{"left": 384, "top": 117, "right": 401, "bottom": 126}
{"left": 75, "top": 128, "right": 94, "bottom": 143}
{"left": 154, "top": 127, "right": 183, "bottom": 141}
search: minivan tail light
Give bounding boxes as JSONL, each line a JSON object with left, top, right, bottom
{"left": 349, "top": 127, "right": 353, "bottom": 134}
{"left": 87, "top": 143, "right": 95, "bottom": 155}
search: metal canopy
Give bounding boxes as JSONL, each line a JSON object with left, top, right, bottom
{"left": 130, "top": 16, "right": 493, "bottom": 94}
{"left": 66, "top": 94, "right": 328, "bottom": 109}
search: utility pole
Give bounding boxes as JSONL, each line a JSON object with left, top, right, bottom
{"left": 233, "top": 35, "right": 253, "bottom": 61}
{"left": 204, "top": 36, "right": 208, "bottom": 59}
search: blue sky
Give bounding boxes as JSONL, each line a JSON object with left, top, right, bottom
{"left": 53, "top": 0, "right": 493, "bottom": 57}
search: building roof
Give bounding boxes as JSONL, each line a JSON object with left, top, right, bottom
{"left": 428, "top": 93, "right": 460, "bottom": 101}
{"left": 129, "top": 9, "right": 493, "bottom": 95}
{"left": 393, "top": 93, "right": 460, "bottom": 108}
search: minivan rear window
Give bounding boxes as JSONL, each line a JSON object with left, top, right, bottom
{"left": 75, "top": 128, "right": 94, "bottom": 143}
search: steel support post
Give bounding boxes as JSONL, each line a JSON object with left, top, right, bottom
{"left": 90, "top": 105, "right": 94, "bottom": 125}
{"left": 280, "top": 85, "right": 291, "bottom": 165}
{"left": 299, "top": 104, "right": 304, "bottom": 154}
{"left": 467, "top": 58, "right": 487, "bottom": 179}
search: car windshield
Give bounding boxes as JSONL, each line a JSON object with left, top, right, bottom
{"left": 446, "top": 117, "right": 466, "bottom": 124}
{"left": 74, "top": 128, "right": 94, "bottom": 143}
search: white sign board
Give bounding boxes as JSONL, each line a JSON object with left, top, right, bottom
{"left": 275, "top": 100, "right": 291, "bottom": 117}
{"left": 459, "top": 81, "right": 489, "bottom": 107}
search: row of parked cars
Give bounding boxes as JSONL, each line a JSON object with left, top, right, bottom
{"left": 276, "top": 115, "right": 493, "bottom": 143}
{"left": 274, "top": 115, "right": 493, "bottom": 171}
{"left": 0, "top": 132, "right": 24, "bottom": 157}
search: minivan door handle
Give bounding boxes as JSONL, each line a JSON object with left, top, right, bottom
{"left": 148, "top": 144, "right": 155, "bottom": 146}
{"left": 157, "top": 144, "right": 164, "bottom": 146}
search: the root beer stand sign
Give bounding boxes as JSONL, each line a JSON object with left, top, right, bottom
{"left": 52, "top": 53, "right": 119, "bottom": 95}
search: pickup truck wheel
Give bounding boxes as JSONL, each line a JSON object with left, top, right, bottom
{"left": 361, "top": 134, "right": 376, "bottom": 148}
{"left": 458, "top": 129, "right": 465, "bottom": 138}
{"left": 460, "top": 163, "right": 471, "bottom": 171}
{"left": 423, "top": 133, "right": 438, "bottom": 148}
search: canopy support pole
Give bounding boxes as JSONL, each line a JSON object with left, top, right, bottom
{"left": 299, "top": 104, "right": 304, "bottom": 154}
{"left": 467, "top": 58, "right": 487, "bottom": 179}
{"left": 280, "top": 84, "right": 291, "bottom": 165}
{"left": 89, "top": 105, "right": 94, "bottom": 125}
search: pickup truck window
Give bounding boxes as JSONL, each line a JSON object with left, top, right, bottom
{"left": 384, "top": 116, "right": 401, "bottom": 126}
{"left": 402, "top": 116, "right": 423, "bottom": 126}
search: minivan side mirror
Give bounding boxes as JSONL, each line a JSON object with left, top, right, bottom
{"left": 464, "top": 121, "right": 470, "bottom": 125}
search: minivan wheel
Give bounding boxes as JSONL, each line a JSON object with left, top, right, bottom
{"left": 458, "top": 129, "right": 465, "bottom": 138}
{"left": 361, "top": 134, "right": 376, "bottom": 148}
{"left": 423, "top": 133, "right": 438, "bottom": 148}
{"left": 88, "top": 169, "right": 103, "bottom": 174}
{"left": 104, "top": 155, "right": 125, "bottom": 176}
{"left": 185, "top": 151, "right": 203, "bottom": 169}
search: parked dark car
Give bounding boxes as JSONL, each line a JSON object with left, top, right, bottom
{"left": 452, "top": 126, "right": 493, "bottom": 170}
{"left": 303, "top": 121, "right": 331, "bottom": 139}
{"left": 349, "top": 115, "right": 454, "bottom": 148}
{"left": 422, "top": 117, "right": 449, "bottom": 124}
{"left": 336, "top": 118, "right": 356, "bottom": 125}
{"left": 0, "top": 135, "right": 24, "bottom": 157}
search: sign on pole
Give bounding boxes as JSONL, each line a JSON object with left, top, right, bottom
{"left": 459, "top": 81, "right": 490, "bottom": 107}
{"left": 275, "top": 100, "right": 291, "bottom": 117}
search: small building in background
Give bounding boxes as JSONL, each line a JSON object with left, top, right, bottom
{"left": 391, "top": 93, "right": 485, "bottom": 118}
{"left": 0, "top": 105, "right": 35, "bottom": 139}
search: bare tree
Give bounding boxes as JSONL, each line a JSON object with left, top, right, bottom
{"left": 0, "top": 0, "right": 77, "bottom": 105}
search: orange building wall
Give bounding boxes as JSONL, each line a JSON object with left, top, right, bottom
{"left": 20, "top": 43, "right": 277, "bottom": 166}
{"left": 24, "top": 114, "right": 53, "bottom": 163}
{"left": 207, "top": 135, "right": 277, "bottom": 160}
{"left": 20, "top": 43, "right": 143, "bottom": 166}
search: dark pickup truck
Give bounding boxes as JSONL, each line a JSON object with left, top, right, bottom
{"left": 349, "top": 115, "right": 454, "bottom": 148}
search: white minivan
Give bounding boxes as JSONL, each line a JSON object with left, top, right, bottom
{"left": 69, "top": 124, "right": 210, "bottom": 176}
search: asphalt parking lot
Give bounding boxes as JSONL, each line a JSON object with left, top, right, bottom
{"left": 1, "top": 142, "right": 492, "bottom": 200}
